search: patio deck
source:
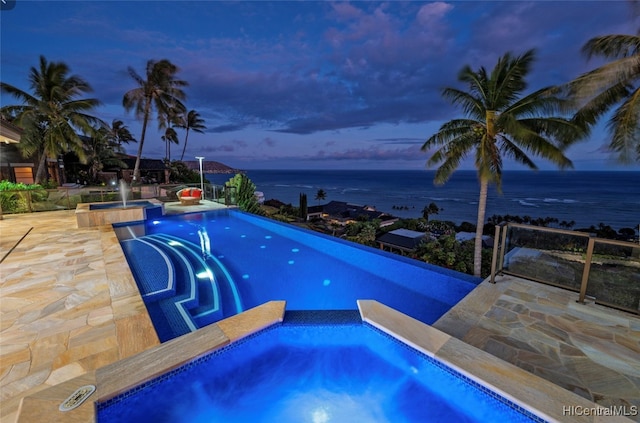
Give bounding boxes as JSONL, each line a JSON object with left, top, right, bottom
{"left": 0, "top": 207, "right": 638, "bottom": 422}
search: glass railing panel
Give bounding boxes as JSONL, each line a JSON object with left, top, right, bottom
{"left": 502, "top": 225, "right": 590, "bottom": 291}
{"left": 30, "top": 189, "right": 70, "bottom": 211}
{"left": 0, "top": 190, "right": 31, "bottom": 214}
{"left": 585, "top": 240, "right": 640, "bottom": 312}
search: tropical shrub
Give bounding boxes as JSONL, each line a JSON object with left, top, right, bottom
{"left": 225, "top": 174, "right": 263, "bottom": 215}
{"left": 169, "top": 160, "right": 200, "bottom": 183}
{"left": 0, "top": 181, "right": 47, "bottom": 213}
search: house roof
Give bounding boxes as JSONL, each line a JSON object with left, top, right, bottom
{"left": 121, "top": 157, "right": 167, "bottom": 171}
{"left": 455, "top": 232, "right": 494, "bottom": 248}
{"left": 0, "top": 119, "right": 23, "bottom": 144}
{"left": 377, "top": 229, "right": 427, "bottom": 251}
{"left": 309, "top": 200, "right": 395, "bottom": 222}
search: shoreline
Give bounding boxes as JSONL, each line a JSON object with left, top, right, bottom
{"left": 205, "top": 169, "right": 640, "bottom": 231}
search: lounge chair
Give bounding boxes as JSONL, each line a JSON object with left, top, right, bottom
{"left": 177, "top": 188, "right": 202, "bottom": 206}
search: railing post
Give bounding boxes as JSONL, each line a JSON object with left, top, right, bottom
{"left": 26, "top": 190, "right": 33, "bottom": 212}
{"left": 498, "top": 223, "right": 508, "bottom": 272}
{"left": 490, "top": 224, "right": 502, "bottom": 284}
{"left": 578, "top": 234, "right": 596, "bottom": 304}
{"left": 65, "top": 188, "right": 71, "bottom": 210}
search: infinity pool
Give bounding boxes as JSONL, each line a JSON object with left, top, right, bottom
{"left": 96, "top": 313, "right": 541, "bottom": 423}
{"left": 115, "top": 210, "right": 480, "bottom": 341}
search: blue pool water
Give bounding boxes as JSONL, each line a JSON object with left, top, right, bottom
{"left": 115, "top": 209, "right": 480, "bottom": 341}
{"left": 97, "top": 315, "right": 542, "bottom": 423}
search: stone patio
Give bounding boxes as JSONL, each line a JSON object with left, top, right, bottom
{"left": 434, "top": 275, "right": 640, "bottom": 418}
{"left": 1, "top": 207, "right": 638, "bottom": 422}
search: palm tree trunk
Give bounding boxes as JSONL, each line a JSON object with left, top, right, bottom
{"left": 473, "top": 178, "right": 489, "bottom": 277}
{"left": 180, "top": 128, "right": 190, "bottom": 161}
{"left": 34, "top": 152, "right": 48, "bottom": 184}
{"left": 133, "top": 101, "right": 151, "bottom": 182}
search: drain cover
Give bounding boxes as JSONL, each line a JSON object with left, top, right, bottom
{"left": 59, "top": 385, "right": 96, "bottom": 412}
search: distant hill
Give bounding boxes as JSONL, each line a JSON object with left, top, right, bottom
{"left": 182, "top": 160, "right": 243, "bottom": 174}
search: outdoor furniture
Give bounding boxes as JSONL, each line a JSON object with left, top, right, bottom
{"left": 177, "top": 188, "right": 202, "bottom": 206}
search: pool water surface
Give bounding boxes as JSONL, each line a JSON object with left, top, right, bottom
{"left": 115, "top": 210, "right": 480, "bottom": 341}
{"left": 97, "top": 315, "right": 541, "bottom": 423}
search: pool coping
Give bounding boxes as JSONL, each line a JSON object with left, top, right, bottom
{"left": 75, "top": 199, "right": 164, "bottom": 228}
{"left": 16, "top": 300, "right": 630, "bottom": 423}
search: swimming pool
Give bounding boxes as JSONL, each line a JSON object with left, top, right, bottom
{"left": 96, "top": 312, "right": 541, "bottom": 423}
{"left": 115, "top": 209, "right": 480, "bottom": 341}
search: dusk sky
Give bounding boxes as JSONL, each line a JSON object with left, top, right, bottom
{"left": 1, "top": 1, "right": 639, "bottom": 171}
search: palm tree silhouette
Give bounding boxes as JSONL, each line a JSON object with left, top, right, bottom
{"left": 178, "top": 109, "right": 206, "bottom": 161}
{"left": 123, "top": 59, "right": 187, "bottom": 182}
{"left": 422, "top": 50, "right": 585, "bottom": 276}
{"left": 0, "top": 56, "right": 101, "bottom": 183}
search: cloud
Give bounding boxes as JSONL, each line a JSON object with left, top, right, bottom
{"left": 208, "top": 123, "right": 250, "bottom": 133}
{"left": 302, "top": 144, "right": 425, "bottom": 162}
{"left": 417, "top": 2, "right": 454, "bottom": 26}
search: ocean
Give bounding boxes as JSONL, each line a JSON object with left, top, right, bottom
{"left": 206, "top": 170, "right": 640, "bottom": 230}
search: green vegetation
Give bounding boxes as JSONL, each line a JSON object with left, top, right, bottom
{"left": 168, "top": 160, "right": 201, "bottom": 183}
{"left": 422, "top": 49, "right": 586, "bottom": 277}
{"left": 226, "top": 174, "right": 263, "bottom": 215}
{"left": 299, "top": 193, "right": 308, "bottom": 219}
{"left": 0, "top": 56, "right": 102, "bottom": 183}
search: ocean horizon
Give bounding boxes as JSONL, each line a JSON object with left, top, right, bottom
{"left": 206, "top": 170, "right": 639, "bottom": 231}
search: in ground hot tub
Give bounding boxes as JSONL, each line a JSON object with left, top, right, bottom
{"left": 76, "top": 199, "right": 164, "bottom": 228}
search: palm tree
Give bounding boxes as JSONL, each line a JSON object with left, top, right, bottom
{"left": 86, "top": 126, "right": 128, "bottom": 182}
{"left": 104, "top": 119, "right": 136, "bottom": 152}
{"left": 122, "top": 59, "right": 187, "bottom": 182}
{"left": 0, "top": 56, "right": 102, "bottom": 183}
{"left": 315, "top": 189, "right": 327, "bottom": 204}
{"left": 162, "top": 126, "right": 179, "bottom": 162}
{"left": 421, "top": 202, "right": 441, "bottom": 222}
{"left": 177, "top": 109, "right": 206, "bottom": 161}
{"left": 570, "top": 33, "right": 640, "bottom": 163}
{"left": 422, "top": 50, "right": 585, "bottom": 277}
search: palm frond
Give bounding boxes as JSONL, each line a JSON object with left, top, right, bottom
{"left": 442, "top": 87, "right": 485, "bottom": 120}
{"left": 607, "top": 86, "right": 640, "bottom": 163}
{"left": 582, "top": 34, "right": 640, "bottom": 60}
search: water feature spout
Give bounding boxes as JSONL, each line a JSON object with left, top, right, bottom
{"left": 119, "top": 179, "right": 130, "bottom": 208}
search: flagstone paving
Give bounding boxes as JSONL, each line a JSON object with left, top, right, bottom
{"left": 1, "top": 207, "right": 639, "bottom": 422}
{"left": 434, "top": 275, "right": 640, "bottom": 420}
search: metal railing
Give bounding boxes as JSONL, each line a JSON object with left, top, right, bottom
{"left": 490, "top": 223, "right": 640, "bottom": 315}
{"left": 0, "top": 183, "right": 237, "bottom": 217}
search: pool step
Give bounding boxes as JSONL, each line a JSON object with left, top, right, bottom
{"left": 120, "top": 238, "right": 175, "bottom": 302}
{"left": 120, "top": 231, "right": 243, "bottom": 340}
{"left": 152, "top": 234, "right": 243, "bottom": 319}
{"left": 151, "top": 234, "right": 225, "bottom": 327}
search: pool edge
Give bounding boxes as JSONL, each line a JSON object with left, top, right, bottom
{"left": 15, "top": 301, "right": 286, "bottom": 423}
{"left": 17, "top": 300, "right": 627, "bottom": 423}
{"left": 357, "top": 300, "right": 627, "bottom": 423}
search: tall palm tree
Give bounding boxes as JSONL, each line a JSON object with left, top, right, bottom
{"left": 422, "top": 50, "right": 586, "bottom": 277}
{"left": 0, "top": 56, "right": 101, "bottom": 183}
{"left": 122, "top": 59, "right": 187, "bottom": 182}
{"left": 178, "top": 109, "right": 206, "bottom": 161}
{"left": 162, "top": 126, "right": 179, "bottom": 162}
{"left": 160, "top": 105, "right": 183, "bottom": 162}
{"left": 570, "top": 33, "right": 640, "bottom": 163}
